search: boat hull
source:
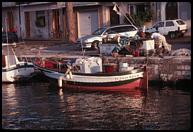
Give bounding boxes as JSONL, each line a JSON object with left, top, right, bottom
{"left": 49, "top": 77, "right": 143, "bottom": 92}
{"left": 2, "top": 64, "right": 34, "bottom": 83}
{"left": 38, "top": 66, "right": 144, "bottom": 91}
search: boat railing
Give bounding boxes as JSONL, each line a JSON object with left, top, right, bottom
{"left": 34, "top": 58, "right": 69, "bottom": 73}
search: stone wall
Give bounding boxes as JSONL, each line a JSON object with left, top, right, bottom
{"left": 104, "top": 56, "right": 191, "bottom": 82}
{"left": 22, "top": 55, "right": 191, "bottom": 82}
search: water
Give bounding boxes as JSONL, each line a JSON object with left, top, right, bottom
{"left": 2, "top": 82, "right": 191, "bottom": 130}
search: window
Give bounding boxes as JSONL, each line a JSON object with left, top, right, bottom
{"left": 176, "top": 20, "right": 185, "bottom": 25}
{"left": 118, "top": 27, "right": 127, "bottom": 32}
{"left": 167, "top": 2, "right": 177, "bottom": 7}
{"left": 92, "top": 28, "right": 106, "bottom": 35}
{"left": 153, "top": 22, "right": 164, "bottom": 28}
{"left": 166, "top": 21, "right": 174, "bottom": 27}
{"left": 158, "top": 22, "right": 164, "bottom": 27}
{"left": 35, "top": 11, "right": 46, "bottom": 27}
{"left": 153, "top": 24, "right": 158, "bottom": 28}
{"left": 109, "top": 27, "right": 120, "bottom": 33}
{"left": 126, "top": 26, "right": 136, "bottom": 31}
{"left": 105, "top": 29, "right": 116, "bottom": 34}
{"left": 154, "top": 22, "right": 164, "bottom": 28}
{"left": 130, "top": 5, "right": 134, "bottom": 15}
{"left": 136, "top": 5, "right": 145, "bottom": 15}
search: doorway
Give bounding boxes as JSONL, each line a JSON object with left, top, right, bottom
{"left": 52, "top": 9, "right": 60, "bottom": 38}
{"left": 110, "top": 6, "right": 120, "bottom": 26}
{"left": 25, "top": 12, "right": 31, "bottom": 38}
{"left": 7, "top": 11, "right": 14, "bottom": 32}
{"left": 166, "top": 2, "right": 178, "bottom": 20}
{"left": 78, "top": 10, "right": 98, "bottom": 38}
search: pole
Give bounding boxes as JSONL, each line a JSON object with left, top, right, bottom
{"left": 19, "top": 4, "right": 22, "bottom": 40}
{"left": 143, "top": 65, "right": 148, "bottom": 91}
{"left": 5, "top": 17, "right": 10, "bottom": 68}
{"left": 80, "top": 38, "right": 85, "bottom": 56}
{"left": 144, "top": 46, "right": 149, "bottom": 91}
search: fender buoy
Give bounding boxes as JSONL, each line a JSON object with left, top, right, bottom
{"left": 58, "top": 76, "right": 65, "bottom": 87}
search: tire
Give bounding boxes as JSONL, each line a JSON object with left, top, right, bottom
{"left": 91, "top": 41, "right": 102, "bottom": 50}
{"left": 168, "top": 32, "right": 176, "bottom": 39}
{"left": 179, "top": 33, "right": 184, "bottom": 38}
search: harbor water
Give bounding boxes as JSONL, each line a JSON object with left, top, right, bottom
{"left": 2, "top": 82, "right": 190, "bottom": 130}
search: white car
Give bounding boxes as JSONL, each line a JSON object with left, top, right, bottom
{"left": 76, "top": 25, "right": 138, "bottom": 49}
{"left": 146, "top": 19, "right": 188, "bottom": 39}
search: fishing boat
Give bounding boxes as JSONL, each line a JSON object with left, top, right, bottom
{"left": 34, "top": 57, "right": 148, "bottom": 92}
{"left": 2, "top": 43, "right": 35, "bottom": 83}
{"left": 2, "top": 17, "right": 35, "bottom": 83}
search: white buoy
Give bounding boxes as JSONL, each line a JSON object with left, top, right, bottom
{"left": 69, "top": 71, "right": 73, "bottom": 79}
{"left": 58, "top": 76, "right": 65, "bottom": 87}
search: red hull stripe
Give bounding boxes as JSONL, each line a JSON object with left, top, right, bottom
{"left": 63, "top": 79, "right": 142, "bottom": 91}
{"left": 65, "top": 78, "right": 142, "bottom": 87}
{"left": 48, "top": 77, "right": 143, "bottom": 91}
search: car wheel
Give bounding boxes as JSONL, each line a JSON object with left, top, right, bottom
{"left": 92, "top": 41, "right": 102, "bottom": 50}
{"left": 169, "top": 32, "right": 176, "bottom": 39}
{"left": 179, "top": 33, "right": 184, "bottom": 38}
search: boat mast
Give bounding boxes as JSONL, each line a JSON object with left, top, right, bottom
{"left": 5, "top": 17, "right": 10, "bottom": 68}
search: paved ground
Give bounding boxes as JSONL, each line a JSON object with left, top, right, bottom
{"left": 166, "top": 36, "right": 191, "bottom": 44}
{"left": 14, "top": 36, "right": 191, "bottom": 58}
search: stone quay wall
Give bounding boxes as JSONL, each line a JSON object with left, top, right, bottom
{"left": 20, "top": 55, "right": 191, "bottom": 82}
{"left": 103, "top": 56, "right": 191, "bottom": 82}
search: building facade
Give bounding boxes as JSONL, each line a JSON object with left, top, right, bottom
{"left": 156, "top": 2, "right": 191, "bottom": 36}
{"left": 2, "top": 2, "right": 191, "bottom": 41}
{"left": 2, "top": 2, "right": 114, "bottom": 40}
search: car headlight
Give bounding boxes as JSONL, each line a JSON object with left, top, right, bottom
{"left": 84, "top": 39, "right": 91, "bottom": 43}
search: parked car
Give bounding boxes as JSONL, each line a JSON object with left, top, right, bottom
{"left": 145, "top": 19, "right": 188, "bottom": 39}
{"left": 2, "top": 31, "right": 19, "bottom": 43}
{"left": 76, "top": 25, "right": 138, "bottom": 49}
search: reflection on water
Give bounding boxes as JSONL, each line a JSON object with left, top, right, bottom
{"left": 2, "top": 83, "right": 190, "bottom": 130}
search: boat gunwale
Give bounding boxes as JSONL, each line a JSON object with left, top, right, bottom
{"left": 47, "top": 76, "right": 142, "bottom": 87}
{"left": 2, "top": 64, "right": 34, "bottom": 72}
{"left": 35, "top": 64, "right": 144, "bottom": 77}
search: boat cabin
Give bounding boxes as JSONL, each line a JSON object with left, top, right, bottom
{"left": 73, "top": 57, "right": 103, "bottom": 73}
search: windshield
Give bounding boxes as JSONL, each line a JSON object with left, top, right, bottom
{"left": 176, "top": 20, "right": 185, "bottom": 25}
{"left": 92, "top": 28, "right": 106, "bottom": 35}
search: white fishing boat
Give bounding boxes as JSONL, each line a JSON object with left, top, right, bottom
{"left": 34, "top": 57, "right": 148, "bottom": 92}
{"left": 2, "top": 17, "right": 35, "bottom": 83}
{"left": 2, "top": 43, "right": 35, "bottom": 83}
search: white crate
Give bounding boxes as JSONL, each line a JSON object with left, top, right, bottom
{"left": 141, "top": 40, "right": 155, "bottom": 50}
{"left": 74, "top": 57, "right": 102, "bottom": 73}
